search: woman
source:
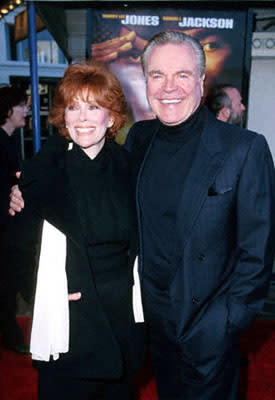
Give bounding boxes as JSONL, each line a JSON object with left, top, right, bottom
{"left": 0, "top": 86, "right": 29, "bottom": 354}
{"left": 5, "top": 59, "right": 145, "bottom": 399}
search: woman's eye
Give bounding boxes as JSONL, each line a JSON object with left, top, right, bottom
{"left": 68, "top": 105, "right": 77, "bottom": 111}
{"left": 89, "top": 105, "right": 99, "bottom": 110}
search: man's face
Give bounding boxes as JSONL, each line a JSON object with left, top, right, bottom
{"left": 225, "top": 87, "right": 245, "bottom": 125}
{"left": 145, "top": 43, "right": 205, "bottom": 126}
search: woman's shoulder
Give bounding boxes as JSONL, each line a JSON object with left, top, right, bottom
{"left": 39, "top": 134, "right": 69, "bottom": 159}
{"left": 20, "top": 134, "right": 68, "bottom": 187}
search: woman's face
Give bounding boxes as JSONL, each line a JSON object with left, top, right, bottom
{"left": 7, "top": 102, "right": 28, "bottom": 132}
{"left": 64, "top": 93, "right": 113, "bottom": 159}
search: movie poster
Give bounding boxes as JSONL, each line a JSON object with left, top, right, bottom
{"left": 88, "top": 7, "right": 251, "bottom": 141}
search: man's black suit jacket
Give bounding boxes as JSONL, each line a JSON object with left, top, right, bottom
{"left": 125, "top": 106, "right": 275, "bottom": 384}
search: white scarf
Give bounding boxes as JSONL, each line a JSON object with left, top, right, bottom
{"left": 30, "top": 220, "right": 69, "bottom": 361}
{"left": 133, "top": 256, "right": 144, "bottom": 323}
{"left": 30, "top": 220, "right": 144, "bottom": 362}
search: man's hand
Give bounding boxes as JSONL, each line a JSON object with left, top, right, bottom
{"left": 9, "top": 172, "right": 24, "bottom": 216}
{"left": 68, "top": 292, "right": 82, "bottom": 301}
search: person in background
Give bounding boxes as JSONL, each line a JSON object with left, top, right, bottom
{"left": 124, "top": 31, "right": 275, "bottom": 399}
{"left": 0, "top": 85, "right": 29, "bottom": 354}
{"left": 204, "top": 84, "right": 246, "bottom": 125}
{"left": 4, "top": 60, "right": 145, "bottom": 400}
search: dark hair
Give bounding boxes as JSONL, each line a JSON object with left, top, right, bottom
{"left": 49, "top": 59, "right": 128, "bottom": 140}
{"left": 0, "top": 86, "right": 27, "bottom": 125}
{"left": 141, "top": 30, "right": 206, "bottom": 79}
{"left": 204, "top": 84, "right": 237, "bottom": 116}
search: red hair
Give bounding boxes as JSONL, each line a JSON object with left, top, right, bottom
{"left": 49, "top": 59, "right": 128, "bottom": 140}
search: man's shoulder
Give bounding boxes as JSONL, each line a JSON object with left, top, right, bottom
{"left": 202, "top": 108, "right": 270, "bottom": 162}
{"left": 222, "top": 122, "right": 264, "bottom": 148}
{"left": 126, "top": 118, "right": 159, "bottom": 151}
{"left": 106, "top": 140, "right": 131, "bottom": 166}
{"left": 130, "top": 118, "right": 158, "bottom": 133}
{"left": 208, "top": 110, "right": 263, "bottom": 148}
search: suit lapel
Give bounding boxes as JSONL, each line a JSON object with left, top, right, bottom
{"left": 175, "top": 142, "right": 224, "bottom": 251}
{"left": 135, "top": 122, "right": 160, "bottom": 275}
{"left": 174, "top": 111, "right": 226, "bottom": 255}
{"left": 136, "top": 121, "right": 160, "bottom": 198}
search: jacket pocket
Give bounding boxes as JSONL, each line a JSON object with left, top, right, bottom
{"left": 178, "top": 296, "right": 235, "bottom": 385}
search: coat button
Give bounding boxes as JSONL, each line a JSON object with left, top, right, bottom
{"left": 192, "top": 297, "right": 200, "bottom": 304}
{"left": 198, "top": 253, "right": 205, "bottom": 261}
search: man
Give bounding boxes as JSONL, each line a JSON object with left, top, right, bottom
{"left": 0, "top": 85, "right": 29, "bottom": 353}
{"left": 9, "top": 31, "right": 275, "bottom": 399}
{"left": 91, "top": 23, "right": 234, "bottom": 122}
{"left": 124, "top": 31, "right": 275, "bottom": 399}
{"left": 204, "top": 84, "right": 246, "bottom": 125}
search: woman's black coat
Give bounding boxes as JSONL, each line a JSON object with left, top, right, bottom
{"left": 5, "top": 135, "right": 146, "bottom": 379}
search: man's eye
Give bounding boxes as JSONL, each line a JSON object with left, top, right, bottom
{"left": 179, "top": 73, "right": 188, "bottom": 79}
{"left": 203, "top": 41, "right": 221, "bottom": 52}
{"left": 152, "top": 74, "right": 163, "bottom": 80}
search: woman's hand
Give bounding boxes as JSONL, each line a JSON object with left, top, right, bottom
{"left": 68, "top": 292, "right": 82, "bottom": 301}
{"left": 9, "top": 172, "right": 24, "bottom": 216}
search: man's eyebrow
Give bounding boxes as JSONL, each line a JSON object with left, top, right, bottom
{"left": 148, "top": 70, "right": 163, "bottom": 76}
{"left": 148, "top": 69, "right": 193, "bottom": 76}
{"left": 177, "top": 69, "right": 193, "bottom": 75}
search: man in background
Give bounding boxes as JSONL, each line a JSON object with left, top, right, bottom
{"left": 0, "top": 85, "right": 29, "bottom": 353}
{"left": 204, "top": 84, "right": 246, "bottom": 125}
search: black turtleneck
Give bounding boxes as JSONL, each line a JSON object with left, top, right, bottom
{"left": 157, "top": 103, "right": 204, "bottom": 143}
{"left": 139, "top": 105, "right": 205, "bottom": 310}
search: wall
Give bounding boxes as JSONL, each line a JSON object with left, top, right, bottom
{"left": 247, "top": 32, "right": 275, "bottom": 162}
{"left": 0, "top": 7, "right": 67, "bottom": 84}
